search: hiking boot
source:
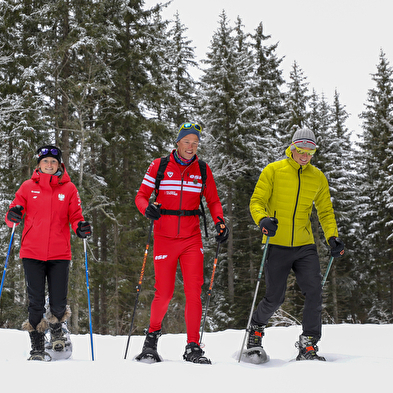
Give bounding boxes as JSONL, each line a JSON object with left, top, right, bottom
{"left": 247, "top": 324, "right": 265, "bottom": 349}
{"left": 135, "top": 330, "right": 162, "bottom": 362}
{"left": 142, "top": 329, "right": 162, "bottom": 351}
{"left": 295, "top": 335, "right": 326, "bottom": 361}
{"left": 183, "top": 342, "right": 211, "bottom": 364}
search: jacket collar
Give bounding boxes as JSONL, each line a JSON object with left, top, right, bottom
{"left": 31, "top": 163, "right": 70, "bottom": 184}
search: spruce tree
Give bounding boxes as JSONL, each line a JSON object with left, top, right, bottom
{"left": 357, "top": 50, "right": 393, "bottom": 321}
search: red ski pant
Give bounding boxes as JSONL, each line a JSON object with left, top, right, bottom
{"left": 149, "top": 234, "right": 204, "bottom": 344}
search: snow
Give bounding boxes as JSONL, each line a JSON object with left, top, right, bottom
{"left": 1, "top": 324, "right": 391, "bottom": 392}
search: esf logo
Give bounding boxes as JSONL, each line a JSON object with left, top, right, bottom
{"left": 155, "top": 255, "right": 168, "bottom": 260}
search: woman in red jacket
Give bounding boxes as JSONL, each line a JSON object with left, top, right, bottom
{"left": 5, "top": 145, "right": 91, "bottom": 361}
{"left": 134, "top": 122, "right": 228, "bottom": 364}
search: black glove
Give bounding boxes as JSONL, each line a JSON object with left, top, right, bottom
{"left": 76, "top": 221, "right": 92, "bottom": 238}
{"left": 259, "top": 216, "right": 278, "bottom": 237}
{"left": 7, "top": 205, "right": 24, "bottom": 224}
{"left": 328, "top": 237, "right": 345, "bottom": 258}
{"left": 145, "top": 203, "right": 161, "bottom": 220}
{"left": 215, "top": 217, "right": 229, "bottom": 243}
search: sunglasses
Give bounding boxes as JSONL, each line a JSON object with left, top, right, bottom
{"left": 294, "top": 146, "right": 316, "bottom": 156}
{"left": 38, "top": 148, "right": 60, "bottom": 157}
{"left": 179, "top": 123, "right": 202, "bottom": 133}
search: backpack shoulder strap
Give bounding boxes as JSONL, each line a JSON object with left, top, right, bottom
{"left": 155, "top": 155, "right": 170, "bottom": 198}
{"left": 197, "top": 159, "right": 209, "bottom": 238}
{"left": 198, "top": 159, "right": 207, "bottom": 191}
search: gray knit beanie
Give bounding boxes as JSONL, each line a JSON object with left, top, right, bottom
{"left": 290, "top": 128, "right": 317, "bottom": 150}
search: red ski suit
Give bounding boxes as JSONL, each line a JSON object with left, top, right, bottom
{"left": 135, "top": 151, "right": 224, "bottom": 343}
{"left": 5, "top": 166, "right": 85, "bottom": 261}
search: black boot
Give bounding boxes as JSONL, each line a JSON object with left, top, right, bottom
{"left": 296, "top": 335, "right": 326, "bottom": 361}
{"left": 49, "top": 322, "right": 67, "bottom": 352}
{"left": 23, "top": 319, "right": 51, "bottom": 361}
{"left": 28, "top": 331, "right": 51, "bottom": 361}
{"left": 135, "top": 330, "right": 162, "bottom": 362}
{"left": 240, "top": 324, "right": 268, "bottom": 364}
{"left": 46, "top": 305, "right": 72, "bottom": 352}
{"left": 22, "top": 319, "right": 51, "bottom": 362}
{"left": 183, "top": 342, "right": 211, "bottom": 364}
{"left": 247, "top": 324, "right": 265, "bottom": 349}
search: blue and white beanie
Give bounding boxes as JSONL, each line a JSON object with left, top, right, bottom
{"left": 290, "top": 128, "right": 317, "bottom": 150}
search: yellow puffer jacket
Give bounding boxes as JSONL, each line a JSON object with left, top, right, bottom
{"left": 250, "top": 146, "right": 338, "bottom": 246}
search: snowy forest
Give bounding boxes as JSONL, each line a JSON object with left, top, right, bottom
{"left": 0, "top": 0, "right": 392, "bottom": 337}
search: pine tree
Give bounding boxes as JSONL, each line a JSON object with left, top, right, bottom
{"left": 325, "top": 90, "right": 358, "bottom": 323}
{"left": 357, "top": 50, "right": 393, "bottom": 321}
{"left": 198, "top": 12, "right": 256, "bottom": 328}
{"left": 283, "top": 61, "right": 310, "bottom": 138}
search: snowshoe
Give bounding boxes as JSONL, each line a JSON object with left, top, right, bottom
{"left": 295, "top": 335, "right": 326, "bottom": 361}
{"left": 28, "top": 349, "right": 52, "bottom": 362}
{"left": 183, "top": 342, "right": 211, "bottom": 364}
{"left": 45, "top": 321, "right": 72, "bottom": 360}
{"left": 240, "top": 346, "right": 269, "bottom": 364}
{"left": 135, "top": 348, "right": 162, "bottom": 363}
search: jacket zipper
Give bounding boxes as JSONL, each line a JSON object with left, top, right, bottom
{"left": 291, "top": 167, "right": 302, "bottom": 246}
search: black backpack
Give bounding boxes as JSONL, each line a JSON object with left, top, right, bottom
{"left": 154, "top": 155, "right": 208, "bottom": 237}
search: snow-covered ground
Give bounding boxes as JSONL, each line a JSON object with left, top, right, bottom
{"left": 1, "top": 324, "right": 391, "bottom": 392}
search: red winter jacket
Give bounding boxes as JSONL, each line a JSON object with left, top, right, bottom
{"left": 5, "top": 165, "right": 85, "bottom": 261}
{"left": 135, "top": 151, "right": 224, "bottom": 238}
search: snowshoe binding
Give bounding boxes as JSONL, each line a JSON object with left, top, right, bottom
{"left": 183, "top": 342, "right": 211, "bottom": 364}
{"left": 240, "top": 324, "right": 269, "bottom": 364}
{"left": 135, "top": 330, "right": 163, "bottom": 363}
{"left": 295, "top": 335, "right": 326, "bottom": 361}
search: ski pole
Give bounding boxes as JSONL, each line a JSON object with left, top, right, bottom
{"left": 200, "top": 241, "right": 220, "bottom": 345}
{"left": 84, "top": 238, "right": 95, "bottom": 361}
{"left": 321, "top": 256, "right": 334, "bottom": 288}
{"left": 124, "top": 219, "right": 154, "bottom": 359}
{"left": 238, "top": 236, "right": 270, "bottom": 362}
{"left": 0, "top": 224, "right": 16, "bottom": 301}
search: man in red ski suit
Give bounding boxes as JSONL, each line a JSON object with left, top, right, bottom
{"left": 135, "top": 122, "right": 228, "bottom": 364}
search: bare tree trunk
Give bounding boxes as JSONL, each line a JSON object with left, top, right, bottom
{"left": 113, "top": 222, "right": 119, "bottom": 335}
{"left": 390, "top": 269, "right": 393, "bottom": 315}
{"left": 100, "top": 214, "right": 108, "bottom": 334}
{"left": 227, "top": 185, "right": 234, "bottom": 304}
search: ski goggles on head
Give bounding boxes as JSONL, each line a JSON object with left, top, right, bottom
{"left": 293, "top": 145, "right": 316, "bottom": 156}
{"left": 38, "top": 147, "right": 60, "bottom": 157}
{"left": 178, "top": 122, "right": 202, "bottom": 133}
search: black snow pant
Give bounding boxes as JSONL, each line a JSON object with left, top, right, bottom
{"left": 252, "top": 244, "right": 323, "bottom": 339}
{"left": 23, "top": 258, "right": 70, "bottom": 329}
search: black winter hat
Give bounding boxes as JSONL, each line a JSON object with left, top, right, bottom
{"left": 37, "top": 145, "right": 62, "bottom": 164}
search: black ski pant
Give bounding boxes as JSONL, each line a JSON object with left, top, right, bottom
{"left": 23, "top": 258, "right": 70, "bottom": 329}
{"left": 252, "top": 244, "right": 323, "bottom": 339}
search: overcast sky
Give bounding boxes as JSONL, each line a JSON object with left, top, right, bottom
{"left": 144, "top": 0, "right": 393, "bottom": 139}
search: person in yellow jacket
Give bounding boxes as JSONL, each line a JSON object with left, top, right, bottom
{"left": 248, "top": 128, "right": 344, "bottom": 361}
